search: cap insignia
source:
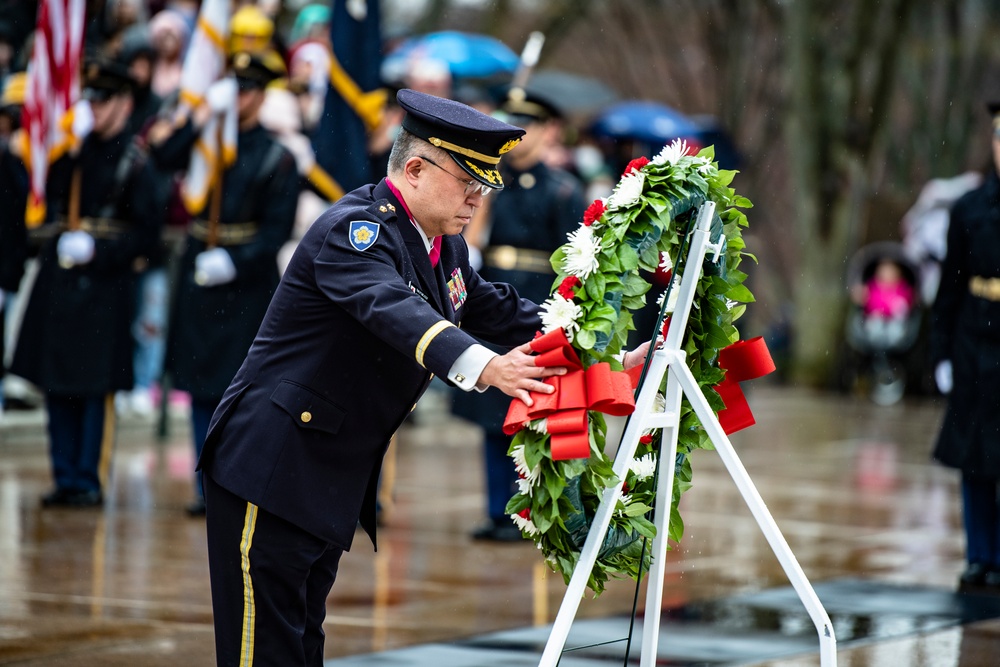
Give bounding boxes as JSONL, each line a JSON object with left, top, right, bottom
{"left": 465, "top": 161, "right": 501, "bottom": 185}
{"left": 498, "top": 138, "right": 520, "bottom": 154}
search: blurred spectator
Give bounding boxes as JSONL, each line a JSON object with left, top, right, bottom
{"left": 258, "top": 86, "right": 332, "bottom": 274}
{"left": 404, "top": 57, "right": 451, "bottom": 99}
{"left": 288, "top": 40, "right": 330, "bottom": 131}
{"left": 118, "top": 25, "right": 163, "bottom": 135}
{"left": 229, "top": 4, "right": 275, "bottom": 56}
{"left": 289, "top": 3, "right": 330, "bottom": 48}
{"left": 851, "top": 258, "right": 915, "bottom": 349}
{"left": 148, "top": 9, "right": 189, "bottom": 98}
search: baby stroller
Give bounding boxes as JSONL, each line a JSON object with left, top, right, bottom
{"left": 842, "top": 242, "right": 924, "bottom": 405}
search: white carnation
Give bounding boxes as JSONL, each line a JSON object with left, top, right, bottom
{"left": 659, "top": 251, "right": 673, "bottom": 272}
{"left": 656, "top": 274, "right": 682, "bottom": 314}
{"left": 511, "top": 444, "right": 541, "bottom": 486}
{"left": 511, "top": 512, "right": 539, "bottom": 536}
{"left": 629, "top": 453, "right": 657, "bottom": 481}
{"left": 652, "top": 138, "right": 690, "bottom": 166}
{"left": 606, "top": 169, "right": 645, "bottom": 210}
{"left": 561, "top": 224, "right": 603, "bottom": 279}
{"left": 540, "top": 294, "right": 583, "bottom": 338}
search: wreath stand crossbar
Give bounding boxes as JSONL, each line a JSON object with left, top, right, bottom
{"left": 538, "top": 202, "right": 838, "bottom": 667}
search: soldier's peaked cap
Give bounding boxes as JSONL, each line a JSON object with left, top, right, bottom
{"left": 397, "top": 88, "right": 525, "bottom": 190}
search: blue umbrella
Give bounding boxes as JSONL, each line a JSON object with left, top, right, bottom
{"left": 590, "top": 101, "right": 703, "bottom": 144}
{"left": 382, "top": 31, "right": 519, "bottom": 80}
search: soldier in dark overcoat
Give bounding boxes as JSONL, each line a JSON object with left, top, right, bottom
{"left": 930, "top": 102, "right": 1000, "bottom": 588}
{"left": 457, "top": 88, "right": 587, "bottom": 541}
{"left": 149, "top": 52, "right": 298, "bottom": 515}
{"left": 10, "top": 60, "right": 163, "bottom": 507}
{"left": 0, "top": 72, "right": 28, "bottom": 412}
{"left": 198, "top": 90, "right": 581, "bottom": 665}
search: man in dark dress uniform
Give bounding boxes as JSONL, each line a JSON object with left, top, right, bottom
{"left": 10, "top": 60, "right": 163, "bottom": 507}
{"left": 149, "top": 52, "right": 298, "bottom": 516}
{"left": 458, "top": 88, "right": 587, "bottom": 541}
{"left": 931, "top": 102, "right": 1000, "bottom": 589}
{"left": 199, "top": 89, "right": 573, "bottom": 666}
{"left": 0, "top": 71, "right": 28, "bottom": 415}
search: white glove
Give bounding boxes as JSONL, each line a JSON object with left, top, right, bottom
{"left": 206, "top": 78, "right": 238, "bottom": 114}
{"left": 71, "top": 99, "right": 94, "bottom": 141}
{"left": 57, "top": 230, "right": 96, "bottom": 268}
{"left": 935, "top": 360, "right": 953, "bottom": 395}
{"left": 194, "top": 247, "right": 237, "bottom": 287}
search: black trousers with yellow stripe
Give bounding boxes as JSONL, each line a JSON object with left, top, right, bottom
{"left": 205, "top": 474, "right": 344, "bottom": 667}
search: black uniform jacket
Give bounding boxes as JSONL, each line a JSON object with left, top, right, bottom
{"left": 153, "top": 120, "right": 298, "bottom": 400}
{"left": 201, "top": 179, "right": 541, "bottom": 549}
{"left": 931, "top": 169, "right": 1000, "bottom": 478}
{"left": 11, "top": 131, "right": 162, "bottom": 395}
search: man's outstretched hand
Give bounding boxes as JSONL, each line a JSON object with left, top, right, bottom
{"left": 479, "top": 341, "right": 567, "bottom": 407}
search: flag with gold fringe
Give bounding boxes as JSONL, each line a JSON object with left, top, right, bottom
{"left": 176, "top": 0, "right": 236, "bottom": 214}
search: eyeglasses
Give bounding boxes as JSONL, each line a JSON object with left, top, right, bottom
{"left": 418, "top": 155, "right": 492, "bottom": 198}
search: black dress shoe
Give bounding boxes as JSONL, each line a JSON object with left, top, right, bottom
{"left": 472, "top": 519, "right": 523, "bottom": 543}
{"left": 186, "top": 498, "right": 207, "bottom": 517}
{"left": 959, "top": 563, "right": 990, "bottom": 587}
{"left": 40, "top": 488, "right": 74, "bottom": 507}
{"left": 983, "top": 569, "right": 1000, "bottom": 589}
{"left": 65, "top": 490, "right": 103, "bottom": 508}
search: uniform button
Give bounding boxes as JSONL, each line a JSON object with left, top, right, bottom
{"left": 455, "top": 374, "right": 466, "bottom": 383}
{"left": 300, "top": 411, "right": 312, "bottom": 423}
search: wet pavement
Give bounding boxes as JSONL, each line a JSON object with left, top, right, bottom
{"left": 0, "top": 385, "right": 996, "bottom": 666}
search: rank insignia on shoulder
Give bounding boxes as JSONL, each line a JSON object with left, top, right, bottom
{"left": 349, "top": 221, "right": 380, "bottom": 251}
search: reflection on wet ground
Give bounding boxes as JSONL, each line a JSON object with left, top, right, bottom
{"left": 0, "top": 386, "right": 995, "bottom": 666}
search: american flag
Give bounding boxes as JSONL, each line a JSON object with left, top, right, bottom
{"left": 22, "top": 0, "right": 86, "bottom": 228}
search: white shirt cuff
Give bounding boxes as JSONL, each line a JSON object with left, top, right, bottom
{"left": 448, "top": 344, "right": 498, "bottom": 392}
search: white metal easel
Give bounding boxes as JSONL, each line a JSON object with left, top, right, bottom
{"left": 538, "top": 202, "right": 837, "bottom": 667}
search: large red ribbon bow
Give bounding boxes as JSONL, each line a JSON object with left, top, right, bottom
{"left": 714, "top": 336, "right": 776, "bottom": 434}
{"left": 503, "top": 329, "right": 636, "bottom": 460}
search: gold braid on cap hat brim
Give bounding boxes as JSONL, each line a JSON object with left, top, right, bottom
{"left": 428, "top": 136, "right": 511, "bottom": 165}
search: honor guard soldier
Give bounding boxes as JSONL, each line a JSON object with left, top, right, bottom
{"left": 149, "top": 51, "right": 298, "bottom": 516}
{"left": 0, "top": 72, "right": 28, "bottom": 417}
{"left": 930, "top": 102, "right": 1000, "bottom": 589}
{"left": 198, "top": 89, "right": 577, "bottom": 665}
{"left": 10, "top": 59, "right": 164, "bottom": 507}
{"left": 457, "top": 87, "right": 588, "bottom": 541}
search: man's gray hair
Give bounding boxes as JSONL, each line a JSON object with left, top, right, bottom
{"left": 387, "top": 129, "right": 440, "bottom": 175}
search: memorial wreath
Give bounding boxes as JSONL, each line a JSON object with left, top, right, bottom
{"left": 502, "top": 139, "right": 757, "bottom": 594}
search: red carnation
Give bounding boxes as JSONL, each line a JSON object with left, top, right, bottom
{"left": 557, "top": 276, "right": 581, "bottom": 300}
{"left": 639, "top": 434, "right": 654, "bottom": 445}
{"left": 582, "top": 199, "right": 605, "bottom": 227}
{"left": 518, "top": 508, "right": 531, "bottom": 520}
{"left": 624, "top": 156, "right": 650, "bottom": 176}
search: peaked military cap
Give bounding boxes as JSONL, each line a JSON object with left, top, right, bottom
{"left": 498, "top": 86, "right": 562, "bottom": 124}
{"left": 232, "top": 50, "right": 283, "bottom": 89}
{"left": 397, "top": 88, "right": 525, "bottom": 190}
{"left": 82, "top": 58, "right": 135, "bottom": 101}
